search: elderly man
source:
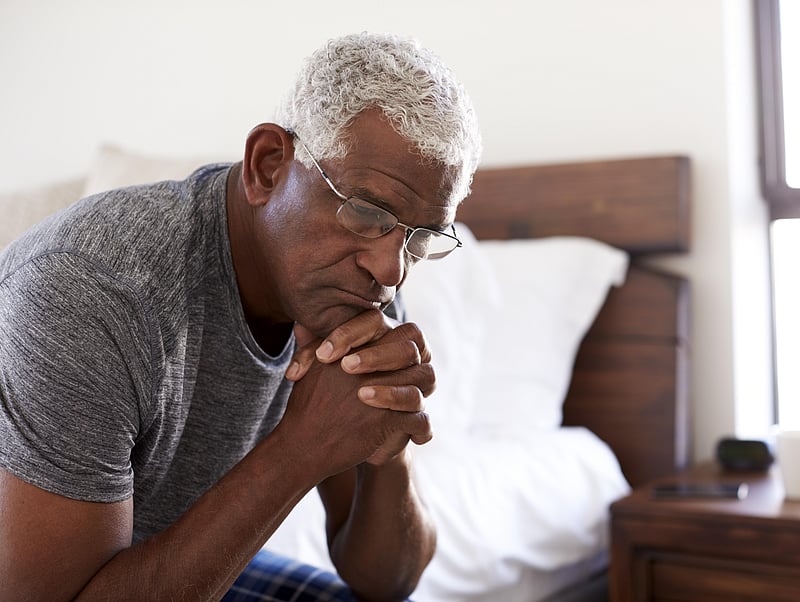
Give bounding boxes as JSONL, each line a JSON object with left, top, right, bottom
{"left": 0, "top": 32, "right": 481, "bottom": 601}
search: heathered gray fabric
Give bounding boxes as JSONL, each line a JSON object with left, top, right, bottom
{"left": 0, "top": 165, "right": 296, "bottom": 543}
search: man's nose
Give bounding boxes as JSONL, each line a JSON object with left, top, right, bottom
{"left": 355, "top": 228, "right": 407, "bottom": 287}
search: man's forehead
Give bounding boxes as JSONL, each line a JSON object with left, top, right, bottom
{"left": 334, "top": 111, "right": 461, "bottom": 213}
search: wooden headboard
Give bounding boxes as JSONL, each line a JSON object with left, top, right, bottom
{"left": 457, "top": 156, "right": 691, "bottom": 488}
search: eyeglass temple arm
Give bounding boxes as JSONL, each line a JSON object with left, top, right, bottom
{"left": 450, "top": 224, "right": 463, "bottom": 246}
{"left": 285, "top": 128, "right": 348, "bottom": 202}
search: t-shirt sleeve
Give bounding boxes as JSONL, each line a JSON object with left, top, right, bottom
{"left": 0, "top": 252, "right": 153, "bottom": 502}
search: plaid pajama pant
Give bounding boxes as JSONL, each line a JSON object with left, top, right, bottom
{"left": 222, "top": 549, "right": 414, "bottom": 601}
{"left": 222, "top": 549, "right": 356, "bottom": 601}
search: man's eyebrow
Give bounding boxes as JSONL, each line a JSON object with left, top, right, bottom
{"left": 348, "top": 186, "right": 387, "bottom": 206}
{"left": 348, "top": 186, "right": 408, "bottom": 217}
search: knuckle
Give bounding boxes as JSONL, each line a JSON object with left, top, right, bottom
{"left": 395, "top": 321, "right": 423, "bottom": 339}
{"left": 390, "top": 322, "right": 431, "bottom": 361}
{"left": 401, "top": 339, "right": 422, "bottom": 365}
{"left": 327, "top": 321, "right": 358, "bottom": 347}
{"left": 418, "top": 364, "right": 436, "bottom": 395}
{"left": 407, "top": 385, "right": 424, "bottom": 408}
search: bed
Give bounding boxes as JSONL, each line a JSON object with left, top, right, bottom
{"left": 0, "top": 147, "right": 691, "bottom": 601}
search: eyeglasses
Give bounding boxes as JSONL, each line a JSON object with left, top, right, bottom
{"left": 290, "top": 132, "right": 462, "bottom": 261}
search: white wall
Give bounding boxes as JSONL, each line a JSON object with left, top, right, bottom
{"left": 0, "top": 0, "right": 773, "bottom": 462}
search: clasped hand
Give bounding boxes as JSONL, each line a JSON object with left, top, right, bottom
{"left": 283, "top": 309, "right": 435, "bottom": 472}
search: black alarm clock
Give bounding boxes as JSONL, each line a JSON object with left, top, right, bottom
{"left": 715, "top": 437, "right": 774, "bottom": 472}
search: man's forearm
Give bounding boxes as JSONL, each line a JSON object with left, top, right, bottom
{"left": 75, "top": 429, "right": 318, "bottom": 601}
{"left": 329, "top": 449, "right": 436, "bottom": 602}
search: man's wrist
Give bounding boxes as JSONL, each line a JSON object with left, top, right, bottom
{"left": 358, "top": 447, "right": 412, "bottom": 479}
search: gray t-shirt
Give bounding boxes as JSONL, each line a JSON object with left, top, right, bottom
{"left": 0, "top": 165, "right": 295, "bottom": 543}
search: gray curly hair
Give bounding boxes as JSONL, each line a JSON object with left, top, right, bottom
{"left": 274, "top": 32, "right": 482, "bottom": 203}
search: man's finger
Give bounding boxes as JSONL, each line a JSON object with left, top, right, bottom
{"left": 286, "top": 323, "right": 322, "bottom": 381}
{"left": 293, "top": 323, "right": 318, "bottom": 347}
{"left": 358, "top": 384, "right": 426, "bottom": 411}
{"left": 341, "top": 339, "right": 422, "bottom": 374}
{"left": 315, "top": 309, "right": 392, "bottom": 363}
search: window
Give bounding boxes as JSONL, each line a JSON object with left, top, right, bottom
{"left": 756, "top": 0, "right": 800, "bottom": 427}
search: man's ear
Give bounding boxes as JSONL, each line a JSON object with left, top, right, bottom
{"left": 242, "top": 123, "right": 295, "bottom": 207}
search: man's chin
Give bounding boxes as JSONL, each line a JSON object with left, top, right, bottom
{"left": 302, "top": 305, "right": 364, "bottom": 339}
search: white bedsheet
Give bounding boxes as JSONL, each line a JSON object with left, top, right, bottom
{"left": 265, "top": 427, "right": 630, "bottom": 601}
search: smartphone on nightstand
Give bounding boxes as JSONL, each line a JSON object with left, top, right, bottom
{"left": 651, "top": 482, "right": 749, "bottom": 500}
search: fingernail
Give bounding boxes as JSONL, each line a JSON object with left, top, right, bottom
{"left": 341, "top": 354, "right": 361, "bottom": 371}
{"left": 316, "top": 341, "right": 334, "bottom": 361}
{"left": 359, "top": 387, "right": 376, "bottom": 401}
{"left": 286, "top": 361, "right": 300, "bottom": 380}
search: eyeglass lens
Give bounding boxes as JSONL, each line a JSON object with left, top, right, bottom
{"left": 292, "top": 132, "right": 460, "bottom": 260}
{"left": 336, "top": 197, "right": 458, "bottom": 260}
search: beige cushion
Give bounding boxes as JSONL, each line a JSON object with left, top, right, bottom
{"left": 83, "top": 144, "right": 234, "bottom": 196}
{"left": 1, "top": 145, "right": 236, "bottom": 253}
{"left": 0, "top": 177, "right": 85, "bottom": 251}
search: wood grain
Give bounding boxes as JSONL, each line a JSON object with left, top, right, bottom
{"left": 459, "top": 155, "right": 690, "bottom": 255}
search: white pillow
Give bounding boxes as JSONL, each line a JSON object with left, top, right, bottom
{"left": 470, "top": 236, "right": 628, "bottom": 435}
{"left": 83, "top": 144, "right": 233, "bottom": 196}
{"left": 400, "top": 224, "right": 501, "bottom": 435}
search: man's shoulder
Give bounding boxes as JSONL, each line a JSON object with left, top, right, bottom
{"left": 2, "top": 166, "right": 228, "bottom": 285}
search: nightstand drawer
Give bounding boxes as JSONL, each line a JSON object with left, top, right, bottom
{"left": 610, "top": 463, "right": 800, "bottom": 601}
{"left": 649, "top": 553, "right": 800, "bottom": 601}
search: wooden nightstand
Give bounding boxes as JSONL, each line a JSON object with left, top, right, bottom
{"left": 609, "top": 462, "right": 800, "bottom": 601}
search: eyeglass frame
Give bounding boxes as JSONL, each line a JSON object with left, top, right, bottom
{"left": 287, "top": 129, "right": 463, "bottom": 261}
